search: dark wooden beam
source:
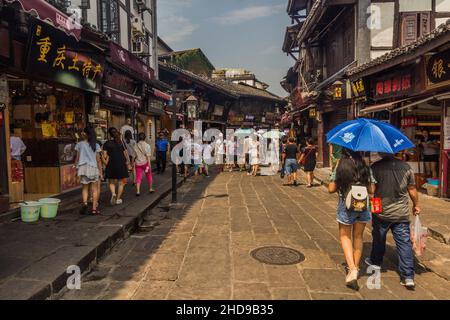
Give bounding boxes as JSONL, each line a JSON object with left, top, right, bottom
{"left": 435, "top": 12, "right": 450, "bottom": 18}
{"left": 393, "top": 0, "right": 400, "bottom": 48}
{"left": 325, "top": 0, "right": 356, "bottom": 6}
{"left": 289, "top": 52, "right": 298, "bottom": 61}
{"left": 371, "top": 46, "right": 394, "bottom": 51}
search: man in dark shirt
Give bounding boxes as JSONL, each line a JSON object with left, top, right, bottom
{"left": 367, "top": 154, "right": 421, "bottom": 290}
{"left": 155, "top": 132, "right": 169, "bottom": 174}
{"left": 282, "top": 137, "right": 300, "bottom": 186}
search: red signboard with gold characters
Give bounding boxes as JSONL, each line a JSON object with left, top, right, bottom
{"left": 26, "top": 18, "right": 104, "bottom": 93}
{"left": 372, "top": 70, "right": 413, "bottom": 100}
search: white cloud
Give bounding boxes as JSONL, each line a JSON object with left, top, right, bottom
{"left": 158, "top": 0, "right": 196, "bottom": 45}
{"left": 213, "top": 5, "right": 285, "bottom": 25}
{"left": 159, "top": 14, "right": 197, "bottom": 44}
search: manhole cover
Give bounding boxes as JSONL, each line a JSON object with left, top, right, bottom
{"left": 250, "top": 246, "right": 305, "bottom": 265}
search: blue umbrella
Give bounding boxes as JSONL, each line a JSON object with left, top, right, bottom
{"left": 326, "top": 118, "right": 415, "bottom": 154}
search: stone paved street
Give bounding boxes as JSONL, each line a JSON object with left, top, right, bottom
{"left": 59, "top": 170, "right": 450, "bottom": 300}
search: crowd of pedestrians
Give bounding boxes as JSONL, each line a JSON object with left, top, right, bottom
{"left": 74, "top": 125, "right": 161, "bottom": 215}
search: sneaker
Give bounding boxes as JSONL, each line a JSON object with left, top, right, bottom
{"left": 364, "top": 258, "right": 381, "bottom": 270}
{"left": 116, "top": 199, "right": 123, "bottom": 205}
{"left": 345, "top": 269, "right": 359, "bottom": 291}
{"left": 400, "top": 278, "right": 415, "bottom": 290}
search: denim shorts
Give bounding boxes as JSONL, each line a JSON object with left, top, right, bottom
{"left": 284, "top": 159, "right": 298, "bottom": 175}
{"left": 336, "top": 199, "right": 371, "bottom": 225}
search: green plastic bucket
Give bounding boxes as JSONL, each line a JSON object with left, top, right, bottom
{"left": 38, "top": 198, "right": 61, "bottom": 219}
{"left": 19, "top": 201, "right": 41, "bottom": 222}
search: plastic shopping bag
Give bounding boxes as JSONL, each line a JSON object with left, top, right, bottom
{"left": 412, "top": 215, "right": 428, "bottom": 256}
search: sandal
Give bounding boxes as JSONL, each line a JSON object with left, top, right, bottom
{"left": 149, "top": 189, "right": 155, "bottom": 193}
{"left": 91, "top": 208, "right": 100, "bottom": 215}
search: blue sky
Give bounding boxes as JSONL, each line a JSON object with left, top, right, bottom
{"left": 157, "top": 0, "right": 294, "bottom": 97}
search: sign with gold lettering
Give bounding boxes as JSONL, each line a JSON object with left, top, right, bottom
{"left": 334, "top": 86, "right": 343, "bottom": 100}
{"left": 26, "top": 19, "right": 103, "bottom": 93}
{"left": 426, "top": 48, "right": 450, "bottom": 90}
{"left": 351, "top": 79, "right": 367, "bottom": 102}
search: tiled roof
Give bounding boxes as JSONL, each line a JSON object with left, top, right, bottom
{"left": 159, "top": 62, "right": 284, "bottom": 102}
{"left": 209, "top": 79, "right": 284, "bottom": 102}
{"left": 158, "top": 48, "right": 215, "bottom": 70}
{"left": 347, "top": 19, "right": 450, "bottom": 77}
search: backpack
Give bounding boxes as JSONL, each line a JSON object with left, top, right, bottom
{"left": 345, "top": 185, "right": 369, "bottom": 212}
{"left": 344, "top": 163, "right": 369, "bottom": 212}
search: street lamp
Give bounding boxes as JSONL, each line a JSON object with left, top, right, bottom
{"left": 170, "top": 95, "right": 182, "bottom": 203}
{"left": 186, "top": 95, "right": 199, "bottom": 120}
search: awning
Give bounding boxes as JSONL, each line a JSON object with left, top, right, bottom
{"left": 152, "top": 89, "right": 172, "bottom": 101}
{"left": 392, "top": 93, "right": 450, "bottom": 113}
{"left": 109, "top": 42, "right": 154, "bottom": 83}
{"left": 102, "top": 86, "right": 141, "bottom": 109}
{"left": 6, "top": 0, "right": 82, "bottom": 40}
{"left": 359, "top": 99, "right": 408, "bottom": 115}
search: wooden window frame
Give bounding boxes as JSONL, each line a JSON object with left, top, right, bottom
{"left": 399, "top": 11, "right": 432, "bottom": 47}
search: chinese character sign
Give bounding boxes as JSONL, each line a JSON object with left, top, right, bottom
{"left": 373, "top": 72, "right": 413, "bottom": 100}
{"left": 351, "top": 79, "right": 367, "bottom": 102}
{"left": 427, "top": 48, "right": 450, "bottom": 89}
{"left": 27, "top": 19, "right": 104, "bottom": 93}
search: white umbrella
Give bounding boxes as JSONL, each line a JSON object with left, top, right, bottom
{"left": 262, "top": 130, "right": 285, "bottom": 139}
{"left": 234, "top": 128, "right": 253, "bottom": 137}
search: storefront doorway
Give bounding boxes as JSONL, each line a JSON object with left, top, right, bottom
{"left": 7, "top": 79, "right": 87, "bottom": 206}
{"left": 397, "top": 100, "right": 442, "bottom": 194}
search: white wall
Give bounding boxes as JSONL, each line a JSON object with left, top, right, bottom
{"left": 370, "top": 2, "right": 395, "bottom": 47}
{"left": 399, "top": 0, "right": 432, "bottom": 12}
{"left": 120, "top": 6, "right": 129, "bottom": 50}
{"left": 436, "top": 17, "right": 450, "bottom": 27}
{"left": 371, "top": 50, "right": 390, "bottom": 60}
{"left": 436, "top": 0, "right": 450, "bottom": 12}
{"left": 87, "top": 0, "right": 98, "bottom": 28}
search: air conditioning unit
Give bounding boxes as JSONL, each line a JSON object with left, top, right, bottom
{"left": 132, "top": 40, "right": 149, "bottom": 55}
{"left": 131, "top": 17, "right": 144, "bottom": 35}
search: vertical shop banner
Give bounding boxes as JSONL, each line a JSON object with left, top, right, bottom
{"left": 26, "top": 19, "right": 103, "bottom": 93}
{"left": 444, "top": 107, "right": 450, "bottom": 150}
{"left": 351, "top": 79, "right": 367, "bottom": 102}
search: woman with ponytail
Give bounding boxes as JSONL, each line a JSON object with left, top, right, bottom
{"left": 75, "top": 126, "right": 103, "bottom": 215}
